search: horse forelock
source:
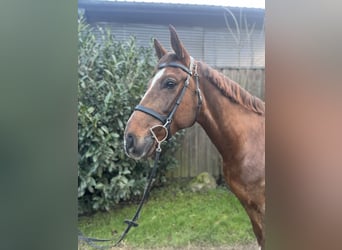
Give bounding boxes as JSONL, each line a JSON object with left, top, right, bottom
{"left": 199, "top": 62, "right": 265, "bottom": 116}
{"left": 156, "top": 53, "right": 189, "bottom": 69}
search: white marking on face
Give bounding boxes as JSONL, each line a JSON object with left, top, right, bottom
{"left": 141, "top": 68, "right": 165, "bottom": 100}
{"left": 124, "top": 69, "right": 166, "bottom": 160}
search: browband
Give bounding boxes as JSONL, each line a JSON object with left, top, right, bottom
{"left": 158, "top": 62, "right": 192, "bottom": 75}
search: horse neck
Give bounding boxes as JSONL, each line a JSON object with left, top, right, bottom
{"left": 195, "top": 65, "right": 264, "bottom": 161}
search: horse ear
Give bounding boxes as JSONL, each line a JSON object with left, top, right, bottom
{"left": 153, "top": 38, "right": 167, "bottom": 60}
{"left": 169, "top": 25, "right": 190, "bottom": 63}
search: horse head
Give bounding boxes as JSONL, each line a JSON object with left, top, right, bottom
{"left": 124, "top": 25, "right": 201, "bottom": 160}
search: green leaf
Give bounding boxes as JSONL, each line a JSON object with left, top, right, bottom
{"left": 100, "top": 126, "right": 109, "bottom": 134}
{"left": 87, "top": 107, "right": 95, "bottom": 114}
{"left": 112, "top": 133, "right": 119, "bottom": 138}
{"left": 122, "top": 168, "right": 131, "bottom": 175}
{"left": 104, "top": 91, "right": 112, "bottom": 104}
{"left": 117, "top": 119, "right": 124, "bottom": 129}
{"left": 104, "top": 69, "right": 113, "bottom": 77}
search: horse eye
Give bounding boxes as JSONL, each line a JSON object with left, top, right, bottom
{"left": 164, "top": 80, "right": 176, "bottom": 89}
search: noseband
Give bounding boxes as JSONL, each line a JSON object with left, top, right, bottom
{"left": 134, "top": 57, "right": 202, "bottom": 141}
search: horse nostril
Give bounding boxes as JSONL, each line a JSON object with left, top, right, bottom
{"left": 125, "top": 133, "right": 135, "bottom": 150}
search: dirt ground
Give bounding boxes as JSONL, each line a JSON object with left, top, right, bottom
{"left": 79, "top": 241, "right": 259, "bottom": 250}
{"left": 115, "top": 243, "right": 259, "bottom": 250}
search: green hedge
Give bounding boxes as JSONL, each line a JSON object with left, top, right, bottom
{"left": 78, "top": 15, "right": 181, "bottom": 214}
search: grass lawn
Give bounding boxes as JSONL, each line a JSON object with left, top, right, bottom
{"left": 78, "top": 180, "right": 256, "bottom": 249}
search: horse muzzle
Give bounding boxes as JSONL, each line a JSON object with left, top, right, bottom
{"left": 124, "top": 133, "right": 155, "bottom": 160}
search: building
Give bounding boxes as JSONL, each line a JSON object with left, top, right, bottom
{"left": 78, "top": 0, "right": 265, "bottom": 68}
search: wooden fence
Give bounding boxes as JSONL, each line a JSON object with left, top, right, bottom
{"left": 167, "top": 67, "right": 264, "bottom": 179}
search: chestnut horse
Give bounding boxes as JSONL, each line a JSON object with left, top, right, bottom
{"left": 124, "top": 26, "right": 265, "bottom": 249}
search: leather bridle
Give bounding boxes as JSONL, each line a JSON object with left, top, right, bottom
{"left": 134, "top": 57, "right": 202, "bottom": 141}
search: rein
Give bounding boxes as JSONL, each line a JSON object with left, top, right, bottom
{"left": 78, "top": 130, "right": 168, "bottom": 249}
{"left": 79, "top": 57, "right": 202, "bottom": 249}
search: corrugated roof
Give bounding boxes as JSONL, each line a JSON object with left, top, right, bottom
{"left": 79, "top": 0, "right": 265, "bottom": 67}
{"left": 79, "top": 0, "right": 264, "bottom": 29}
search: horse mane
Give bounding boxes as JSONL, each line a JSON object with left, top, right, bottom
{"left": 198, "top": 62, "right": 265, "bottom": 116}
